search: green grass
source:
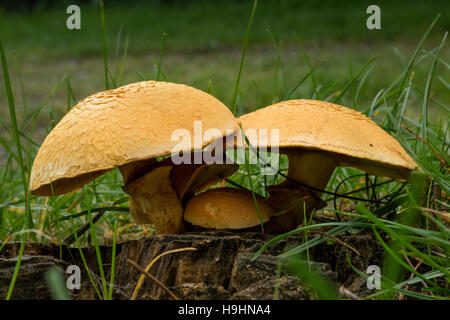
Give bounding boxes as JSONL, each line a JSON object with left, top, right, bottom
{"left": 0, "top": 0, "right": 448, "bottom": 58}
{"left": 0, "top": 0, "right": 449, "bottom": 300}
{"left": 0, "top": 1, "right": 449, "bottom": 124}
{"left": 45, "top": 267, "right": 71, "bottom": 300}
{"left": 0, "top": 41, "right": 448, "bottom": 146}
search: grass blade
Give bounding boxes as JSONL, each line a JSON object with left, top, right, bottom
{"left": 421, "top": 31, "right": 447, "bottom": 142}
{"left": 156, "top": 33, "right": 167, "bottom": 81}
{"left": 387, "top": 14, "right": 440, "bottom": 130}
{"left": 0, "top": 40, "right": 33, "bottom": 233}
{"left": 107, "top": 220, "right": 118, "bottom": 300}
{"left": 231, "top": 0, "right": 257, "bottom": 115}
{"left": 99, "top": 0, "right": 109, "bottom": 90}
{"left": 5, "top": 239, "right": 25, "bottom": 300}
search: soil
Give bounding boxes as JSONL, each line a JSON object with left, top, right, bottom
{"left": 0, "top": 231, "right": 383, "bottom": 300}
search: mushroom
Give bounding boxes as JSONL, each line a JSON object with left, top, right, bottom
{"left": 238, "top": 99, "right": 418, "bottom": 233}
{"left": 184, "top": 188, "right": 272, "bottom": 230}
{"left": 30, "top": 81, "right": 239, "bottom": 234}
{"left": 169, "top": 151, "right": 239, "bottom": 205}
{"left": 120, "top": 151, "right": 239, "bottom": 232}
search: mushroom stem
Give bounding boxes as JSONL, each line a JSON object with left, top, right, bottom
{"left": 119, "top": 158, "right": 161, "bottom": 185}
{"left": 122, "top": 165, "right": 185, "bottom": 234}
{"left": 264, "top": 149, "right": 336, "bottom": 233}
{"left": 171, "top": 162, "right": 239, "bottom": 205}
{"left": 283, "top": 149, "right": 336, "bottom": 194}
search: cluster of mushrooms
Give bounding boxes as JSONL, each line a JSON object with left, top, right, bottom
{"left": 30, "top": 81, "right": 417, "bottom": 235}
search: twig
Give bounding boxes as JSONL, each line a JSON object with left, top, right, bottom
{"left": 399, "top": 254, "right": 424, "bottom": 300}
{"left": 131, "top": 247, "right": 197, "bottom": 300}
{"left": 421, "top": 207, "right": 450, "bottom": 223}
{"left": 126, "top": 258, "right": 180, "bottom": 300}
{"left": 64, "top": 209, "right": 107, "bottom": 245}
{"left": 317, "top": 231, "right": 360, "bottom": 256}
{"left": 339, "top": 285, "right": 360, "bottom": 300}
{"left": 403, "top": 125, "right": 449, "bottom": 168}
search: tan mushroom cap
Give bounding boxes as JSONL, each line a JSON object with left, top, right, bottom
{"left": 238, "top": 99, "right": 417, "bottom": 179}
{"left": 30, "top": 81, "right": 239, "bottom": 196}
{"left": 184, "top": 188, "right": 272, "bottom": 229}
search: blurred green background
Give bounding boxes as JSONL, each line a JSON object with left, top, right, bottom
{"left": 0, "top": 0, "right": 448, "bottom": 144}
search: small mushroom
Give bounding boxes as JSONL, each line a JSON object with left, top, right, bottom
{"left": 238, "top": 99, "right": 417, "bottom": 233}
{"left": 184, "top": 188, "right": 272, "bottom": 230}
{"left": 30, "top": 81, "right": 239, "bottom": 234}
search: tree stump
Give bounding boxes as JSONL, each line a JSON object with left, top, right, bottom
{"left": 0, "top": 232, "right": 382, "bottom": 300}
